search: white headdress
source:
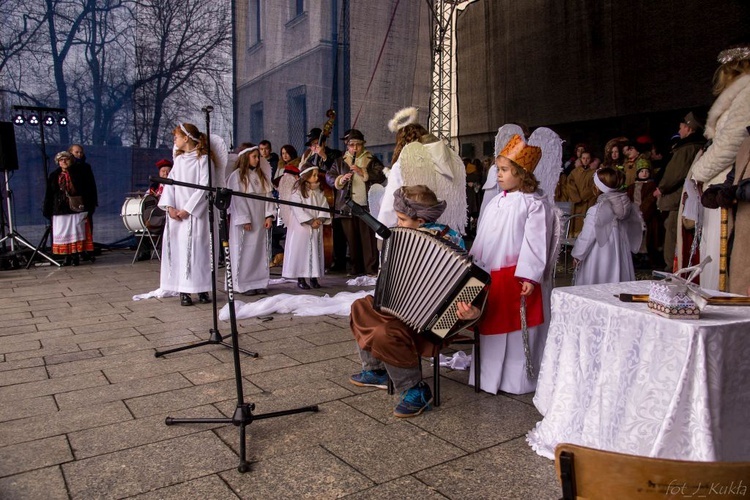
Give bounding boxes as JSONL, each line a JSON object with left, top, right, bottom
{"left": 179, "top": 123, "right": 199, "bottom": 142}
{"left": 299, "top": 164, "right": 319, "bottom": 177}
{"left": 238, "top": 146, "right": 259, "bottom": 157}
{"left": 388, "top": 107, "right": 420, "bottom": 133}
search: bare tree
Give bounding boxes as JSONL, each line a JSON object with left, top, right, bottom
{"left": 43, "top": 0, "right": 99, "bottom": 144}
{"left": 78, "top": 0, "right": 132, "bottom": 145}
{"left": 132, "top": 0, "right": 231, "bottom": 148}
{"left": 0, "top": 1, "right": 47, "bottom": 117}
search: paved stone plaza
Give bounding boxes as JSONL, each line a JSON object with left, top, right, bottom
{"left": 0, "top": 250, "right": 559, "bottom": 499}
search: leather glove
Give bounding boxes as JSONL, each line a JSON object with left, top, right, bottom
{"left": 715, "top": 185, "right": 737, "bottom": 209}
{"left": 701, "top": 186, "right": 721, "bottom": 209}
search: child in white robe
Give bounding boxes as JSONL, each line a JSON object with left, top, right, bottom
{"left": 159, "top": 123, "right": 214, "bottom": 307}
{"left": 457, "top": 134, "right": 557, "bottom": 395}
{"left": 226, "top": 143, "right": 275, "bottom": 295}
{"left": 282, "top": 163, "right": 331, "bottom": 289}
{"left": 572, "top": 167, "right": 643, "bottom": 286}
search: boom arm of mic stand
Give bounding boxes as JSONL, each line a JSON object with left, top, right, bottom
{"left": 150, "top": 176, "right": 344, "bottom": 217}
{"left": 345, "top": 199, "right": 391, "bottom": 239}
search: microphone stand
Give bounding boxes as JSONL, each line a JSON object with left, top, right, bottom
{"left": 155, "top": 178, "right": 319, "bottom": 472}
{"left": 155, "top": 106, "right": 256, "bottom": 358}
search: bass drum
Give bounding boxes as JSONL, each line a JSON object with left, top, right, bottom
{"left": 121, "top": 195, "right": 163, "bottom": 233}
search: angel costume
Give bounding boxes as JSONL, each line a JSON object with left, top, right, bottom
{"left": 480, "top": 125, "right": 562, "bottom": 217}
{"left": 571, "top": 191, "right": 643, "bottom": 286}
{"left": 226, "top": 165, "right": 275, "bottom": 293}
{"left": 158, "top": 150, "right": 213, "bottom": 294}
{"left": 469, "top": 189, "right": 557, "bottom": 395}
{"left": 282, "top": 186, "right": 332, "bottom": 279}
{"left": 378, "top": 108, "right": 466, "bottom": 234}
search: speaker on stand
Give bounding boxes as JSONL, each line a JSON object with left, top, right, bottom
{"left": 0, "top": 121, "right": 56, "bottom": 269}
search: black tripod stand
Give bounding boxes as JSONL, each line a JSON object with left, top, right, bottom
{"left": 155, "top": 108, "right": 256, "bottom": 358}
{"left": 1, "top": 169, "right": 59, "bottom": 267}
{"left": 159, "top": 180, "right": 319, "bottom": 472}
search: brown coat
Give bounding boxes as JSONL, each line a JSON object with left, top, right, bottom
{"left": 728, "top": 136, "right": 750, "bottom": 295}
{"left": 566, "top": 165, "right": 596, "bottom": 236}
{"left": 351, "top": 295, "right": 440, "bottom": 368}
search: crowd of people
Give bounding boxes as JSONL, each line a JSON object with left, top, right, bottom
{"left": 43, "top": 41, "right": 746, "bottom": 419}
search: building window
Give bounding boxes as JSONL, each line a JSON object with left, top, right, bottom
{"left": 287, "top": 86, "right": 307, "bottom": 152}
{"left": 250, "top": 102, "right": 264, "bottom": 144}
{"left": 248, "top": 0, "right": 261, "bottom": 47}
{"left": 292, "top": 0, "right": 304, "bottom": 18}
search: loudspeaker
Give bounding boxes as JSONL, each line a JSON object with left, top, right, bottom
{"left": 0, "top": 121, "right": 19, "bottom": 172}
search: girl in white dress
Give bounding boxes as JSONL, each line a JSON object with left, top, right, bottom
{"left": 158, "top": 123, "right": 215, "bottom": 307}
{"left": 456, "top": 134, "right": 557, "bottom": 395}
{"left": 282, "top": 163, "right": 331, "bottom": 290}
{"left": 571, "top": 168, "right": 643, "bottom": 286}
{"left": 226, "top": 144, "right": 275, "bottom": 295}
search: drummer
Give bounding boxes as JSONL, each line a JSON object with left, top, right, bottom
{"left": 149, "top": 159, "right": 173, "bottom": 198}
{"left": 135, "top": 159, "right": 172, "bottom": 261}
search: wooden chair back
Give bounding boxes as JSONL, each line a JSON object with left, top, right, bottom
{"left": 555, "top": 443, "right": 750, "bottom": 499}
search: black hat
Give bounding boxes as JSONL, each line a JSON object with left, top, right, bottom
{"left": 341, "top": 128, "right": 365, "bottom": 143}
{"left": 305, "top": 128, "right": 322, "bottom": 146}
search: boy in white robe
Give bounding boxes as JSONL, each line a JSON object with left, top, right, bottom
{"left": 457, "top": 134, "right": 558, "bottom": 395}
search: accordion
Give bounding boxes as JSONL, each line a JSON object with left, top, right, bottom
{"left": 374, "top": 227, "right": 490, "bottom": 341}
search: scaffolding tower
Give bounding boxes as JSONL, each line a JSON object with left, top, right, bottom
{"left": 427, "top": 0, "right": 476, "bottom": 146}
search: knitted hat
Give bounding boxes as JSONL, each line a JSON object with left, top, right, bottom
{"left": 499, "top": 134, "right": 542, "bottom": 172}
{"left": 155, "top": 158, "right": 173, "bottom": 169}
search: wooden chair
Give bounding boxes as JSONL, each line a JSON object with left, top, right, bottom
{"left": 555, "top": 443, "right": 750, "bottom": 500}
{"left": 386, "top": 326, "right": 480, "bottom": 407}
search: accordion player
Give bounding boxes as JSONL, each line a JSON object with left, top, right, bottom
{"left": 373, "top": 227, "right": 491, "bottom": 342}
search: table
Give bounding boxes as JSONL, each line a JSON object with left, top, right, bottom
{"left": 527, "top": 281, "right": 750, "bottom": 461}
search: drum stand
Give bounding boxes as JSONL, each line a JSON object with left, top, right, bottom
{"left": 0, "top": 170, "right": 59, "bottom": 268}
{"left": 131, "top": 229, "right": 162, "bottom": 264}
{"left": 160, "top": 182, "right": 318, "bottom": 472}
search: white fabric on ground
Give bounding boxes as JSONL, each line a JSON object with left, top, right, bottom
{"left": 219, "top": 290, "right": 374, "bottom": 320}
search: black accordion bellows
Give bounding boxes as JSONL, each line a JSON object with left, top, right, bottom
{"left": 374, "top": 227, "right": 490, "bottom": 341}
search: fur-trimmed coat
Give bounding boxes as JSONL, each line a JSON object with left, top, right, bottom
{"left": 692, "top": 73, "right": 750, "bottom": 185}
{"left": 690, "top": 72, "right": 750, "bottom": 289}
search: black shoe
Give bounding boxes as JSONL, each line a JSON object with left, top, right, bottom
{"left": 198, "top": 292, "right": 210, "bottom": 304}
{"left": 255, "top": 288, "right": 268, "bottom": 295}
{"left": 64, "top": 256, "right": 72, "bottom": 266}
{"left": 297, "top": 278, "right": 310, "bottom": 290}
{"left": 180, "top": 293, "right": 193, "bottom": 306}
{"left": 310, "top": 278, "right": 321, "bottom": 289}
{"left": 242, "top": 289, "right": 258, "bottom": 296}
{"left": 72, "top": 255, "right": 80, "bottom": 266}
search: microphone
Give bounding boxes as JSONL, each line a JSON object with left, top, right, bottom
{"left": 346, "top": 199, "right": 391, "bottom": 239}
{"left": 150, "top": 176, "right": 173, "bottom": 185}
{"left": 201, "top": 106, "right": 214, "bottom": 113}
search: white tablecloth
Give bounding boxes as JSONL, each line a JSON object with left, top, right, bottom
{"left": 527, "top": 281, "right": 750, "bottom": 461}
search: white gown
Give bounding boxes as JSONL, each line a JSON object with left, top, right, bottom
{"left": 282, "top": 188, "right": 331, "bottom": 279}
{"left": 226, "top": 169, "right": 275, "bottom": 293}
{"left": 158, "top": 151, "right": 213, "bottom": 294}
{"left": 468, "top": 190, "right": 557, "bottom": 395}
{"left": 571, "top": 196, "right": 643, "bottom": 286}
